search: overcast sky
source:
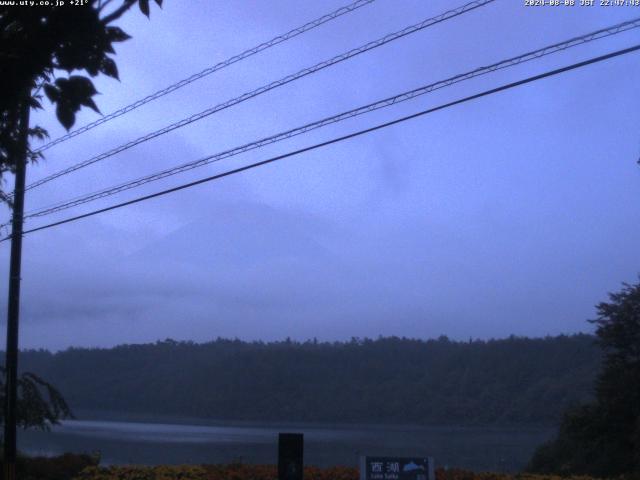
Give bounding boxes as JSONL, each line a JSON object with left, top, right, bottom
{"left": 1, "top": 0, "right": 639, "bottom": 350}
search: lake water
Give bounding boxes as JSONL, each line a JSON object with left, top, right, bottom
{"left": 18, "top": 418, "right": 554, "bottom": 472}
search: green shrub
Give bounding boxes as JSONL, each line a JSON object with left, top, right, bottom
{"left": 0, "top": 452, "right": 100, "bottom": 480}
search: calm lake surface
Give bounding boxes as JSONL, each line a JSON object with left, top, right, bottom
{"left": 18, "top": 418, "right": 554, "bottom": 472}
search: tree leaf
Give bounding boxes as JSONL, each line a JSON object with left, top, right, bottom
{"left": 80, "top": 97, "right": 101, "bottom": 114}
{"left": 43, "top": 83, "right": 60, "bottom": 103}
{"left": 154, "top": 0, "right": 162, "bottom": 6}
{"left": 66, "top": 76, "right": 98, "bottom": 97}
{"left": 100, "top": 57, "right": 119, "bottom": 80}
{"left": 54, "top": 77, "right": 69, "bottom": 90}
{"left": 106, "top": 26, "right": 132, "bottom": 43}
{"left": 28, "top": 126, "right": 50, "bottom": 140}
{"left": 29, "top": 97, "right": 43, "bottom": 110}
{"left": 85, "top": 58, "right": 101, "bottom": 77}
{"left": 139, "top": 0, "right": 150, "bottom": 17}
{"left": 56, "top": 103, "right": 75, "bottom": 130}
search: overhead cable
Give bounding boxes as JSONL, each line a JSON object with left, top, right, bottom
{"left": 23, "top": 17, "right": 640, "bottom": 219}
{"left": 33, "top": 0, "right": 378, "bottom": 153}
{"left": 22, "top": 0, "right": 496, "bottom": 193}
{"left": 6, "top": 43, "right": 638, "bottom": 241}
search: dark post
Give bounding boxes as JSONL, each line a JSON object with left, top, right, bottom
{"left": 278, "top": 433, "right": 304, "bottom": 480}
{"left": 3, "top": 94, "right": 31, "bottom": 480}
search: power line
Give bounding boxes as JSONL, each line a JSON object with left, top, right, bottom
{"left": 22, "top": 16, "right": 640, "bottom": 220}
{"left": 22, "top": 0, "right": 495, "bottom": 194}
{"left": 5, "top": 43, "right": 638, "bottom": 242}
{"left": 33, "top": 0, "right": 377, "bottom": 154}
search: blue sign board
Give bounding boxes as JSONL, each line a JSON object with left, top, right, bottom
{"left": 360, "top": 456, "right": 434, "bottom": 480}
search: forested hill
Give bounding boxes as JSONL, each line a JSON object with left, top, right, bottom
{"left": 18, "top": 335, "right": 599, "bottom": 426}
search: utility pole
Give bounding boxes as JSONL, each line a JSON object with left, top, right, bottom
{"left": 3, "top": 92, "right": 31, "bottom": 480}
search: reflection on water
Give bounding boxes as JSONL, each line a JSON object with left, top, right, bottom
{"left": 19, "top": 419, "right": 554, "bottom": 472}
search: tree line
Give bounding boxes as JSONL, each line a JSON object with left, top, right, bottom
{"left": 14, "top": 334, "right": 599, "bottom": 426}
{"left": 528, "top": 281, "right": 640, "bottom": 477}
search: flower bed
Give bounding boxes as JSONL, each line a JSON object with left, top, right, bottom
{"left": 72, "top": 465, "right": 614, "bottom": 480}
{"left": 3, "top": 455, "right": 623, "bottom": 480}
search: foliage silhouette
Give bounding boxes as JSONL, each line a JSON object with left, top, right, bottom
{"left": 528, "top": 280, "right": 640, "bottom": 477}
{"left": 0, "top": 0, "right": 162, "bottom": 203}
{"left": 0, "top": 0, "right": 161, "bottom": 443}
{"left": 0, "top": 366, "right": 72, "bottom": 431}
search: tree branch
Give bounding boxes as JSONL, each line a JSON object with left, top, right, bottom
{"left": 100, "top": 0, "right": 136, "bottom": 25}
{"left": 98, "top": 0, "right": 117, "bottom": 13}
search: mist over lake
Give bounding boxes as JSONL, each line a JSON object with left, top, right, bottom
{"left": 19, "top": 417, "right": 553, "bottom": 472}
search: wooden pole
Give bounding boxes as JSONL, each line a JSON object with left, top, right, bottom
{"left": 3, "top": 92, "right": 30, "bottom": 480}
